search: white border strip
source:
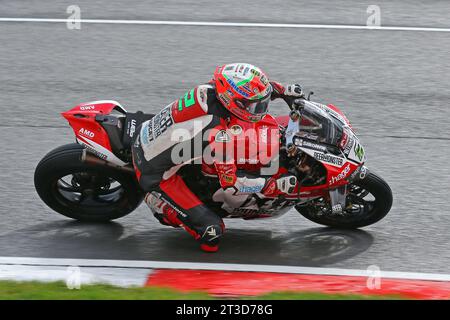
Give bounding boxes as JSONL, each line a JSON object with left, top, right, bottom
{"left": 0, "top": 265, "right": 152, "bottom": 287}
{"left": 1, "top": 257, "right": 449, "bottom": 282}
{"left": 1, "top": 18, "right": 450, "bottom": 33}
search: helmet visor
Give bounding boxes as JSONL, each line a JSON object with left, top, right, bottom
{"left": 235, "top": 94, "right": 271, "bottom": 116}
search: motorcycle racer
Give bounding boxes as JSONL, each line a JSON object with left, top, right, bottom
{"left": 132, "top": 63, "right": 303, "bottom": 252}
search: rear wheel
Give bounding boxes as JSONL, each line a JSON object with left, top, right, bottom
{"left": 295, "top": 172, "right": 393, "bottom": 228}
{"left": 34, "top": 143, "right": 144, "bottom": 222}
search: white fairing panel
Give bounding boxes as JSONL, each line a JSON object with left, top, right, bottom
{"left": 77, "top": 136, "right": 127, "bottom": 166}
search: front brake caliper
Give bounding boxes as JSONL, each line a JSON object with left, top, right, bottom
{"left": 329, "top": 185, "right": 347, "bottom": 215}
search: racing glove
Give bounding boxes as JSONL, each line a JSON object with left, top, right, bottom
{"left": 270, "top": 82, "right": 304, "bottom": 109}
{"left": 284, "top": 84, "right": 303, "bottom": 97}
{"left": 262, "top": 174, "right": 298, "bottom": 197}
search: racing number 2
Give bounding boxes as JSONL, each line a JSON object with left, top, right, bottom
{"left": 178, "top": 89, "right": 195, "bottom": 111}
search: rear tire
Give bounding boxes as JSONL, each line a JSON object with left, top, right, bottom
{"left": 34, "top": 143, "right": 143, "bottom": 222}
{"left": 296, "top": 172, "right": 393, "bottom": 228}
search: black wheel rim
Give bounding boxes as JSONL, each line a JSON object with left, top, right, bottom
{"left": 53, "top": 171, "right": 125, "bottom": 209}
{"left": 300, "top": 183, "right": 378, "bottom": 223}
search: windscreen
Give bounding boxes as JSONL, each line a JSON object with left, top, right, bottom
{"left": 296, "top": 100, "right": 345, "bottom": 147}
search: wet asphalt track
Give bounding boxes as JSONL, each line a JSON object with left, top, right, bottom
{"left": 0, "top": 1, "right": 449, "bottom": 274}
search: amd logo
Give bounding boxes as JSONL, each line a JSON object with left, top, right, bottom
{"left": 79, "top": 128, "right": 95, "bottom": 138}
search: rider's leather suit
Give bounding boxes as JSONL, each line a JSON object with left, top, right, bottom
{"left": 131, "top": 81, "right": 297, "bottom": 251}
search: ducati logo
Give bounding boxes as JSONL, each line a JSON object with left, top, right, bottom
{"left": 215, "top": 130, "right": 230, "bottom": 142}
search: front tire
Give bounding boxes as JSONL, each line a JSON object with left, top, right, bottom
{"left": 34, "top": 143, "right": 144, "bottom": 222}
{"left": 296, "top": 172, "right": 393, "bottom": 228}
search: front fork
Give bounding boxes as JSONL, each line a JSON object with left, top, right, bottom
{"left": 329, "top": 165, "right": 369, "bottom": 214}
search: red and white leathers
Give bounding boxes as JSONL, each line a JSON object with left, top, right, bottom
{"left": 132, "top": 81, "right": 301, "bottom": 252}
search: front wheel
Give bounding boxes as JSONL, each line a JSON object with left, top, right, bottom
{"left": 295, "top": 172, "right": 393, "bottom": 228}
{"left": 34, "top": 143, "right": 144, "bottom": 222}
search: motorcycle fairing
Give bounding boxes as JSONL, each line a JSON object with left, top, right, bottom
{"left": 61, "top": 100, "right": 128, "bottom": 166}
{"left": 211, "top": 186, "right": 299, "bottom": 219}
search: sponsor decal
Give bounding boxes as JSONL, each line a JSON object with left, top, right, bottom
{"left": 226, "top": 78, "right": 250, "bottom": 97}
{"left": 128, "top": 119, "right": 137, "bottom": 138}
{"left": 161, "top": 195, "right": 187, "bottom": 218}
{"left": 78, "top": 128, "right": 95, "bottom": 138}
{"left": 329, "top": 164, "right": 351, "bottom": 185}
{"left": 241, "top": 83, "right": 252, "bottom": 93}
{"left": 354, "top": 143, "right": 365, "bottom": 161}
{"left": 141, "top": 122, "right": 149, "bottom": 145}
{"left": 344, "top": 136, "right": 355, "bottom": 156}
{"left": 237, "top": 158, "right": 259, "bottom": 164}
{"left": 340, "top": 128, "right": 356, "bottom": 154}
{"left": 250, "top": 69, "right": 261, "bottom": 77}
{"left": 226, "top": 89, "right": 234, "bottom": 97}
{"left": 221, "top": 174, "right": 234, "bottom": 185}
{"left": 215, "top": 130, "right": 231, "bottom": 143}
{"left": 218, "top": 93, "right": 231, "bottom": 105}
{"left": 248, "top": 114, "right": 262, "bottom": 122}
{"left": 144, "top": 105, "right": 174, "bottom": 144}
{"left": 229, "top": 124, "right": 242, "bottom": 135}
{"left": 81, "top": 143, "right": 107, "bottom": 160}
{"left": 260, "top": 74, "right": 269, "bottom": 86}
{"left": 348, "top": 164, "right": 367, "bottom": 181}
{"left": 239, "top": 185, "right": 264, "bottom": 193}
{"left": 294, "top": 137, "right": 327, "bottom": 152}
{"left": 314, "top": 152, "right": 344, "bottom": 166}
{"left": 79, "top": 105, "right": 95, "bottom": 111}
{"left": 178, "top": 89, "right": 196, "bottom": 111}
{"left": 359, "top": 166, "right": 367, "bottom": 180}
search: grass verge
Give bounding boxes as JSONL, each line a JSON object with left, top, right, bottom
{"left": 0, "top": 280, "right": 404, "bottom": 300}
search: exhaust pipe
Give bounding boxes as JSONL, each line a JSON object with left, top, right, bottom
{"left": 81, "top": 149, "right": 135, "bottom": 174}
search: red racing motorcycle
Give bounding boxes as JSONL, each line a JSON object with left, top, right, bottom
{"left": 34, "top": 97, "right": 393, "bottom": 228}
